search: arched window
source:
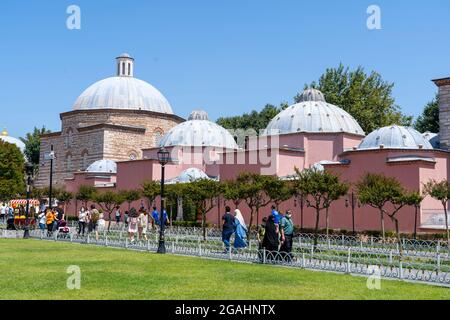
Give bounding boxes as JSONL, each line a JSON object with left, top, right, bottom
{"left": 81, "top": 150, "right": 89, "bottom": 170}
{"left": 128, "top": 63, "right": 131, "bottom": 76}
{"left": 154, "top": 128, "right": 164, "bottom": 146}
{"left": 66, "top": 153, "right": 73, "bottom": 171}
{"left": 65, "top": 128, "right": 74, "bottom": 149}
{"left": 122, "top": 62, "right": 125, "bottom": 75}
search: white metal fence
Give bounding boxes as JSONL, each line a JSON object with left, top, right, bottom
{"left": 1, "top": 227, "right": 449, "bottom": 287}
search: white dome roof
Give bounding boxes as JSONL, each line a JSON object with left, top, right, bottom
{"left": 159, "top": 112, "right": 238, "bottom": 149}
{"left": 176, "top": 168, "right": 210, "bottom": 183}
{"left": 264, "top": 89, "right": 364, "bottom": 136}
{"left": 358, "top": 126, "right": 433, "bottom": 150}
{"left": 188, "top": 110, "right": 209, "bottom": 121}
{"left": 0, "top": 131, "right": 25, "bottom": 153}
{"left": 86, "top": 159, "right": 117, "bottom": 174}
{"left": 73, "top": 77, "right": 173, "bottom": 114}
{"left": 422, "top": 132, "right": 440, "bottom": 149}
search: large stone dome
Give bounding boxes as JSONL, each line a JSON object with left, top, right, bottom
{"left": 264, "top": 88, "right": 364, "bottom": 136}
{"left": 358, "top": 126, "right": 433, "bottom": 150}
{"left": 0, "top": 130, "right": 25, "bottom": 153}
{"left": 86, "top": 159, "right": 117, "bottom": 174}
{"left": 159, "top": 111, "right": 238, "bottom": 149}
{"left": 73, "top": 54, "right": 173, "bottom": 114}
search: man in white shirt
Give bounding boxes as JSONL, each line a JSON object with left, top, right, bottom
{"left": 0, "top": 203, "right": 6, "bottom": 222}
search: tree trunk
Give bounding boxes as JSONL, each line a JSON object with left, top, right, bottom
{"left": 314, "top": 208, "right": 320, "bottom": 248}
{"left": 325, "top": 207, "right": 329, "bottom": 238}
{"left": 444, "top": 203, "right": 449, "bottom": 246}
{"left": 108, "top": 212, "right": 112, "bottom": 232}
{"left": 248, "top": 208, "right": 255, "bottom": 239}
{"left": 393, "top": 217, "right": 403, "bottom": 259}
{"left": 380, "top": 210, "right": 385, "bottom": 241}
{"left": 414, "top": 205, "right": 418, "bottom": 240}
{"left": 202, "top": 210, "right": 206, "bottom": 241}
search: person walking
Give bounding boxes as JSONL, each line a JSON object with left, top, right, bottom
{"left": 38, "top": 210, "right": 46, "bottom": 233}
{"left": 78, "top": 207, "right": 87, "bottom": 236}
{"left": 138, "top": 209, "right": 149, "bottom": 241}
{"left": 280, "top": 210, "right": 294, "bottom": 261}
{"left": 89, "top": 205, "right": 100, "bottom": 241}
{"left": 0, "top": 203, "right": 6, "bottom": 223}
{"left": 271, "top": 205, "right": 281, "bottom": 233}
{"left": 233, "top": 209, "right": 247, "bottom": 250}
{"left": 46, "top": 209, "right": 55, "bottom": 237}
{"left": 151, "top": 207, "right": 159, "bottom": 230}
{"left": 262, "top": 215, "right": 279, "bottom": 261}
{"left": 128, "top": 208, "right": 139, "bottom": 243}
{"left": 222, "top": 206, "right": 235, "bottom": 252}
{"left": 124, "top": 211, "right": 129, "bottom": 228}
{"left": 115, "top": 206, "right": 121, "bottom": 226}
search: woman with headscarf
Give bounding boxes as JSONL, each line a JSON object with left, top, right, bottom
{"left": 262, "top": 215, "right": 279, "bottom": 253}
{"left": 233, "top": 209, "right": 247, "bottom": 249}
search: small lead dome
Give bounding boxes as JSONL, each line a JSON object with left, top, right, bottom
{"left": 188, "top": 110, "right": 209, "bottom": 121}
{"left": 297, "top": 88, "right": 326, "bottom": 102}
{"left": 358, "top": 126, "right": 433, "bottom": 150}
{"left": 86, "top": 159, "right": 117, "bottom": 174}
{"left": 264, "top": 88, "right": 364, "bottom": 136}
{"left": 159, "top": 110, "right": 238, "bottom": 149}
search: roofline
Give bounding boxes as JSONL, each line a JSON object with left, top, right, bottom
{"left": 432, "top": 77, "right": 450, "bottom": 87}
{"left": 262, "top": 131, "right": 365, "bottom": 139}
{"left": 41, "top": 131, "right": 62, "bottom": 138}
{"left": 339, "top": 148, "right": 449, "bottom": 156}
{"left": 59, "top": 109, "right": 185, "bottom": 123}
{"left": 78, "top": 123, "right": 146, "bottom": 134}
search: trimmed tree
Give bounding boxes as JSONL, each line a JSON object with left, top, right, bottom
{"left": 357, "top": 173, "right": 422, "bottom": 255}
{"left": 122, "top": 189, "right": 141, "bottom": 211}
{"left": 237, "top": 173, "right": 272, "bottom": 233}
{"left": 222, "top": 180, "right": 246, "bottom": 209}
{"left": 94, "top": 191, "right": 126, "bottom": 231}
{"left": 182, "top": 179, "right": 222, "bottom": 240}
{"left": 294, "top": 168, "right": 349, "bottom": 246}
{"left": 424, "top": 180, "right": 450, "bottom": 245}
{"left": 265, "top": 177, "right": 294, "bottom": 210}
{"left": 142, "top": 181, "right": 160, "bottom": 209}
{"left": 75, "top": 185, "right": 97, "bottom": 208}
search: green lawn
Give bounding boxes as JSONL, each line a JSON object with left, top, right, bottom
{"left": 0, "top": 239, "right": 448, "bottom": 300}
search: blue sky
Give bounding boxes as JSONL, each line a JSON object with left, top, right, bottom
{"left": 1, "top": 0, "right": 449, "bottom": 139}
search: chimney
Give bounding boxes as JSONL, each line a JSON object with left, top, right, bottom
{"left": 433, "top": 77, "right": 450, "bottom": 150}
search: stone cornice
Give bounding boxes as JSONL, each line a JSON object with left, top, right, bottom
{"left": 59, "top": 108, "right": 185, "bottom": 123}
{"left": 432, "top": 77, "right": 450, "bottom": 87}
{"left": 77, "top": 123, "right": 146, "bottom": 134}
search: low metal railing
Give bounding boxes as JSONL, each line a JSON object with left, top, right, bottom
{"left": 2, "top": 228, "right": 447, "bottom": 287}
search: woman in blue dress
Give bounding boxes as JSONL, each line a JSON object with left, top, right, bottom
{"left": 233, "top": 209, "right": 248, "bottom": 249}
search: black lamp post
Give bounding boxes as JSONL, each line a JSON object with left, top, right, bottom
{"left": 23, "top": 162, "right": 34, "bottom": 239}
{"left": 48, "top": 145, "right": 55, "bottom": 210}
{"left": 345, "top": 192, "right": 359, "bottom": 236}
{"left": 157, "top": 147, "right": 170, "bottom": 254}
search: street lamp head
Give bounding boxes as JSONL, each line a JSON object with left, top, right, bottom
{"left": 25, "top": 162, "right": 34, "bottom": 176}
{"left": 157, "top": 147, "right": 170, "bottom": 166}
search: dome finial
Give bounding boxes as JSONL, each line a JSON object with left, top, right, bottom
{"left": 1, "top": 128, "right": 8, "bottom": 136}
{"left": 188, "top": 110, "right": 209, "bottom": 121}
{"left": 298, "top": 88, "right": 326, "bottom": 103}
{"left": 116, "top": 53, "right": 135, "bottom": 77}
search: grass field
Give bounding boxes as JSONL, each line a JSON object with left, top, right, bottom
{"left": 0, "top": 239, "right": 448, "bottom": 300}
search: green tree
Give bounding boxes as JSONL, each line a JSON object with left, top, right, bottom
{"left": 265, "top": 177, "right": 294, "bottom": 209}
{"left": 237, "top": 173, "right": 273, "bottom": 233}
{"left": 357, "top": 173, "right": 422, "bottom": 255}
{"left": 58, "top": 190, "right": 74, "bottom": 216}
{"left": 94, "top": 191, "right": 126, "bottom": 231}
{"left": 294, "top": 168, "right": 349, "bottom": 246}
{"left": 20, "top": 126, "right": 51, "bottom": 175}
{"left": 141, "top": 181, "right": 160, "bottom": 209}
{"left": 75, "top": 185, "right": 97, "bottom": 208}
{"left": 165, "top": 183, "right": 186, "bottom": 224}
{"left": 182, "top": 179, "right": 222, "bottom": 240}
{"left": 222, "top": 180, "right": 246, "bottom": 209}
{"left": 217, "top": 103, "right": 288, "bottom": 137}
{"left": 414, "top": 95, "right": 439, "bottom": 133}
{"left": 299, "top": 64, "right": 412, "bottom": 133}
{"left": 122, "top": 189, "right": 141, "bottom": 210}
{"left": 424, "top": 180, "right": 450, "bottom": 245}
{"left": 0, "top": 140, "right": 25, "bottom": 201}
